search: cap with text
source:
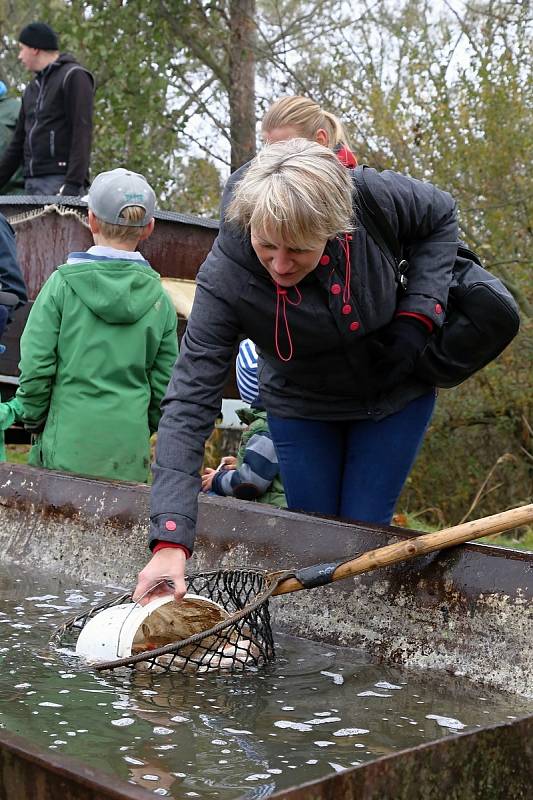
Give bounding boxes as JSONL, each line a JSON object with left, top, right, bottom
{"left": 88, "top": 168, "right": 156, "bottom": 227}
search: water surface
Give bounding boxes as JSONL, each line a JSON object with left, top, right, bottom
{"left": 1, "top": 562, "right": 531, "bottom": 799}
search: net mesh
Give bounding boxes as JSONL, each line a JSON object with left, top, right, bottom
{"left": 53, "top": 569, "right": 289, "bottom": 675}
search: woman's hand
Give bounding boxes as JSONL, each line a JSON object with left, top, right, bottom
{"left": 133, "top": 548, "right": 187, "bottom": 605}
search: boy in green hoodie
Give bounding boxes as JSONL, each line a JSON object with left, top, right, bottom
{"left": 0, "top": 168, "right": 178, "bottom": 482}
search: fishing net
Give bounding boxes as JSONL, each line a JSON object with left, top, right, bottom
{"left": 52, "top": 505, "right": 533, "bottom": 675}
{"left": 53, "top": 568, "right": 292, "bottom": 675}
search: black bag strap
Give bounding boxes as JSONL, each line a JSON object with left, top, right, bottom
{"left": 352, "top": 165, "right": 409, "bottom": 290}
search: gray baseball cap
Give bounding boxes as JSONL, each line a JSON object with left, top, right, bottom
{"left": 88, "top": 168, "right": 156, "bottom": 226}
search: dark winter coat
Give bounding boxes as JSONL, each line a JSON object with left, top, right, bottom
{"left": 0, "top": 95, "right": 24, "bottom": 193}
{"left": 0, "top": 213, "right": 27, "bottom": 314}
{"left": 150, "top": 166, "right": 458, "bottom": 553}
{"left": 0, "top": 54, "right": 94, "bottom": 193}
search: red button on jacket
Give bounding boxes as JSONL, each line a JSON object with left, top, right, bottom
{"left": 342, "top": 304, "right": 352, "bottom": 315}
{"left": 350, "top": 321, "right": 360, "bottom": 331}
{"left": 320, "top": 255, "right": 330, "bottom": 266}
{"left": 331, "top": 283, "right": 341, "bottom": 295}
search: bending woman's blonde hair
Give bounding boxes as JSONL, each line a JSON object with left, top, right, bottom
{"left": 262, "top": 96, "right": 350, "bottom": 148}
{"left": 226, "top": 138, "right": 354, "bottom": 249}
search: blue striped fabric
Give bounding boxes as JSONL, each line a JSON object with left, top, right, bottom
{"left": 211, "top": 429, "right": 279, "bottom": 499}
{"left": 236, "top": 338, "right": 259, "bottom": 404}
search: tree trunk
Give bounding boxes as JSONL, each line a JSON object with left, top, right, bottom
{"left": 229, "top": 0, "right": 256, "bottom": 171}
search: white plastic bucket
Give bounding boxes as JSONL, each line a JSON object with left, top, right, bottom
{"left": 75, "top": 593, "right": 228, "bottom": 663}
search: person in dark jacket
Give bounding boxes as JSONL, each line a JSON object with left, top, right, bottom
{"left": 0, "top": 23, "right": 94, "bottom": 196}
{"left": 0, "top": 212, "right": 27, "bottom": 341}
{"left": 0, "top": 211, "right": 27, "bottom": 459}
{"left": 0, "top": 81, "right": 24, "bottom": 193}
{"left": 134, "top": 138, "right": 458, "bottom": 605}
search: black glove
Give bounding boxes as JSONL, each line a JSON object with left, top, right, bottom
{"left": 59, "top": 182, "right": 82, "bottom": 196}
{"left": 365, "top": 317, "right": 431, "bottom": 396}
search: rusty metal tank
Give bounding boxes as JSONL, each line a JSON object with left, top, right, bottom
{"left": 0, "top": 462, "right": 532, "bottom": 799}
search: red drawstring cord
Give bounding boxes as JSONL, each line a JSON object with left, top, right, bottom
{"left": 338, "top": 233, "right": 352, "bottom": 303}
{"left": 273, "top": 234, "right": 351, "bottom": 362}
{"left": 275, "top": 283, "right": 302, "bottom": 362}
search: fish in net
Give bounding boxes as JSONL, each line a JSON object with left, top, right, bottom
{"left": 53, "top": 568, "right": 289, "bottom": 674}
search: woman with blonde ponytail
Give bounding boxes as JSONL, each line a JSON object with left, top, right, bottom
{"left": 261, "top": 95, "right": 357, "bottom": 167}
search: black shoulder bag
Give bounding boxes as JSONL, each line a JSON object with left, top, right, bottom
{"left": 353, "top": 166, "right": 520, "bottom": 388}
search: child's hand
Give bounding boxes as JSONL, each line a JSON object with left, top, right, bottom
{"left": 201, "top": 467, "right": 217, "bottom": 492}
{"left": 218, "top": 455, "right": 237, "bottom": 470}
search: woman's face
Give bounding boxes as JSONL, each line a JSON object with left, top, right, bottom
{"left": 251, "top": 226, "right": 327, "bottom": 287}
{"left": 263, "top": 125, "right": 302, "bottom": 144}
{"left": 263, "top": 126, "right": 329, "bottom": 147}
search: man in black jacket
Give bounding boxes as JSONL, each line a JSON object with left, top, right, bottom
{"left": 0, "top": 22, "right": 94, "bottom": 197}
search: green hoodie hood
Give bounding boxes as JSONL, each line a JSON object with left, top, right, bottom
{"left": 59, "top": 259, "right": 164, "bottom": 324}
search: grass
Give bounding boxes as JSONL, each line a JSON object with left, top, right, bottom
{"left": 396, "top": 511, "right": 533, "bottom": 552}
{"left": 477, "top": 530, "right": 533, "bottom": 551}
{"left": 4, "top": 444, "right": 30, "bottom": 464}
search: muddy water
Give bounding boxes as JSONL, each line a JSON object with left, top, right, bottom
{"left": 1, "top": 562, "right": 532, "bottom": 799}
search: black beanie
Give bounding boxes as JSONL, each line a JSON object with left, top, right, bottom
{"left": 19, "top": 22, "right": 59, "bottom": 51}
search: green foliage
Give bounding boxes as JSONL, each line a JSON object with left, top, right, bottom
{"left": 168, "top": 157, "right": 222, "bottom": 217}
{"left": 55, "top": 0, "right": 184, "bottom": 197}
{"left": 477, "top": 529, "right": 533, "bottom": 552}
{"left": 282, "top": 0, "right": 532, "bottom": 304}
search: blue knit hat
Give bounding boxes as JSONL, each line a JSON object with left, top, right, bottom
{"left": 236, "top": 339, "right": 258, "bottom": 404}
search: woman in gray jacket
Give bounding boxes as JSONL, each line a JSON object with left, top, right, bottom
{"left": 134, "top": 138, "right": 458, "bottom": 603}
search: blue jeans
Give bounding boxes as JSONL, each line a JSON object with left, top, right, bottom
{"left": 268, "top": 391, "right": 436, "bottom": 525}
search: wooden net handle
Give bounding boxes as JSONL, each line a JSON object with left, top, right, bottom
{"left": 273, "top": 504, "right": 533, "bottom": 596}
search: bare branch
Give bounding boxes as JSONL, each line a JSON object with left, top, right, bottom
{"left": 459, "top": 453, "right": 518, "bottom": 524}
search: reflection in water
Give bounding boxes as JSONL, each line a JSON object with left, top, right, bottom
{"left": 0, "top": 563, "right": 532, "bottom": 799}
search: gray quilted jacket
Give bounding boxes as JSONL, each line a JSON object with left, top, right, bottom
{"left": 150, "top": 166, "right": 458, "bottom": 553}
